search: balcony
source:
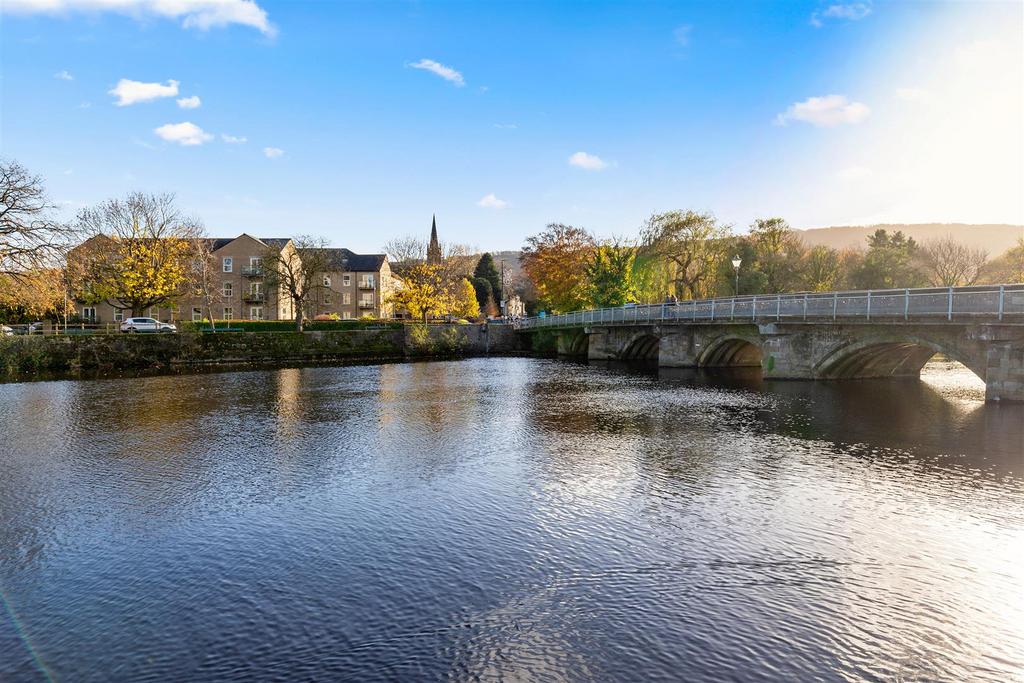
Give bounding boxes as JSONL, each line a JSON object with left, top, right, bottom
{"left": 243, "top": 292, "right": 265, "bottom": 303}
{"left": 358, "top": 301, "right": 375, "bottom": 309}
{"left": 241, "top": 266, "right": 263, "bottom": 277}
{"left": 358, "top": 281, "right": 376, "bottom": 290}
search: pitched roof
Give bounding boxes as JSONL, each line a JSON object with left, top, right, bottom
{"left": 316, "top": 247, "right": 387, "bottom": 272}
{"left": 205, "top": 234, "right": 292, "bottom": 252}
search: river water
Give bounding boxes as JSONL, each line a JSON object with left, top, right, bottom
{"left": 1, "top": 358, "right": 1021, "bottom": 682}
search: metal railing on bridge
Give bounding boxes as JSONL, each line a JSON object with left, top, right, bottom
{"left": 515, "top": 284, "right": 1024, "bottom": 330}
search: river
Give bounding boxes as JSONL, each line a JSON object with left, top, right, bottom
{"left": 1, "top": 358, "right": 1021, "bottom": 681}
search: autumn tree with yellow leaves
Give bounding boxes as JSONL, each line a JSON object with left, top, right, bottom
{"left": 74, "top": 193, "right": 203, "bottom": 317}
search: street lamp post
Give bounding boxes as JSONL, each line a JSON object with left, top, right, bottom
{"left": 732, "top": 255, "right": 742, "bottom": 296}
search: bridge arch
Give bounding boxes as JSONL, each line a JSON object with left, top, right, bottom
{"left": 813, "top": 335, "right": 986, "bottom": 382}
{"left": 698, "top": 335, "right": 763, "bottom": 368}
{"left": 618, "top": 332, "right": 660, "bottom": 361}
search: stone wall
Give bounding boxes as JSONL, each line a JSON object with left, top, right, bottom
{"left": 0, "top": 323, "right": 525, "bottom": 382}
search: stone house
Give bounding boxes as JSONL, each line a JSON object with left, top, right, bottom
{"left": 306, "top": 248, "right": 397, "bottom": 320}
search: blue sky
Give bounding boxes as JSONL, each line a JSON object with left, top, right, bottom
{"left": 2, "top": 0, "right": 1022, "bottom": 252}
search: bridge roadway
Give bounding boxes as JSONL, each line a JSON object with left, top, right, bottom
{"left": 514, "top": 284, "right": 1024, "bottom": 402}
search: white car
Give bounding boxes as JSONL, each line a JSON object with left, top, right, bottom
{"left": 1, "top": 325, "right": 13, "bottom": 336}
{"left": 120, "top": 317, "right": 177, "bottom": 333}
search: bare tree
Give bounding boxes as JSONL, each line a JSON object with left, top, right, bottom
{"left": 75, "top": 192, "right": 204, "bottom": 316}
{"left": 383, "top": 235, "right": 426, "bottom": 271}
{"left": 1, "top": 160, "right": 76, "bottom": 277}
{"left": 260, "top": 235, "right": 332, "bottom": 332}
{"left": 188, "top": 237, "right": 224, "bottom": 330}
{"left": 919, "top": 236, "right": 988, "bottom": 287}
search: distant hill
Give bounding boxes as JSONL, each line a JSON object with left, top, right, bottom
{"left": 797, "top": 223, "right": 1022, "bottom": 254}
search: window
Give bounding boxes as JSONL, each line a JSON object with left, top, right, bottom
{"left": 359, "top": 274, "right": 375, "bottom": 288}
{"left": 223, "top": 257, "right": 233, "bottom": 273}
{"left": 342, "top": 274, "right": 351, "bottom": 286}
{"left": 250, "top": 282, "right": 263, "bottom": 295}
{"left": 192, "top": 307, "right": 203, "bottom": 322}
{"left": 223, "top": 307, "right": 234, "bottom": 320}
{"left": 82, "top": 306, "right": 96, "bottom": 321}
{"left": 323, "top": 275, "right": 331, "bottom": 287}
{"left": 342, "top": 311, "right": 352, "bottom": 320}
{"left": 114, "top": 309, "right": 124, "bottom": 322}
{"left": 323, "top": 294, "right": 331, "bottom": 304}
{"left": 249, "top": 306, "right": 264, "bottom": 320}
{"left": 223, "top": 282, "right": 233, "bottom": 297}
{"left": 343, "top": 293, "right": 351, "bottom": 304}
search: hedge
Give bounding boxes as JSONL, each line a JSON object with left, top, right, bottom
{"left": 179, "top": 320, "right": 404, "bottom": 333}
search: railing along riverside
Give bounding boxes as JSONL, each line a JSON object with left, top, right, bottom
{"left": 514, "top": 284, "right": 1024, "bottom": 330}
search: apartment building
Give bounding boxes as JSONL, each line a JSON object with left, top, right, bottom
{"left": 179, "top": 234, "right": 294, "bottom": 322}
{"left": 70, "top": 234, "right": 295, "bottom": 323}
{"left": 307, "top": 248, "right": 397, "bottom": 320}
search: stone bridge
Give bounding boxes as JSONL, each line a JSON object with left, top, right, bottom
{"left": 517, "top": 285, "right": 1024, "bottom": 402}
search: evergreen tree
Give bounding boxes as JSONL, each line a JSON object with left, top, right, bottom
{"left": 472, "top": 253, "right": 502, "bottom": 304}
{"left": 471, "top": 276, "right": 493, "bottom": 309}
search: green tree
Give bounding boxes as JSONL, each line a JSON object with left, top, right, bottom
{"left": 851, "top": 229, "right": 925, "bottom": 289}
{"left": 472, "top": 252, "right": 502, "bottom": 305}
{"left": 585, "top": 242, "right": 637, "bottom": 307}
{"left": 749, "top": 217, "right": 804, "bottom": 293}
{"left": 640, "top": 210, "right": 731, "bottom": 299}
{"left": 801, "top": 245, "right": 843, "bottom": 292}
{"left": 471, "top": 276, "right": 493, "bottom": 310}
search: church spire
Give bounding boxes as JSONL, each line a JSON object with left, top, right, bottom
{"left": 427, "top": 214, "right": 442, "bottom": 264}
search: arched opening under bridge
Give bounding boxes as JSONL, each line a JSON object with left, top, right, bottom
{"left": 619, "top": 333, "right": 660, "bottom": 362}
{"left": 699, "top": 337, "right": 763, "bottom": 368}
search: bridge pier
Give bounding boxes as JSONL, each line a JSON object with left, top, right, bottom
{"left": 985, "top": 341, "right": 1024, "bottom": 402}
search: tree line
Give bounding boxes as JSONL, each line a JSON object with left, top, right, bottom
{"left": 520, "top": 211, "right": 1024, "bottom": 314}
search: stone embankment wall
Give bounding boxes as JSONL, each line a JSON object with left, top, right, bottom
{"left": 0, "top": 324, "right": 525, "bottom": 381}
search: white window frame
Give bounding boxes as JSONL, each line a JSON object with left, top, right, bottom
{"left": 249, "top": 256, "right": 262, "bottom": 268}
{"left": 342, "top": 311, "right": 352, "bottom": 320}
{"left": 343, "top": 293, "right": 351, "bottom": 304}
{"left": 82, "top": 306, "right": 97, "bottom": 321}
{"left": 250, "top": 281, "right": 263, "bottom": 295}
{"left": 250, "top": 306, "right": 264, "bottom": 320}
{"left": 223, "top": 307, "right": 234, "bottom": 320}
{"left": 113, "top": 309, "right": 124, "bottom": 322}
{"left": 223, "top": 282, "right": 233, "bottom": 297}
{"left": 323, "top": 275, "right": 331, "bottom": 287}
{"left": 192, "top": 307, "right": 203, "bottom": 322}
{"left": 342, "top": 274, "right": 351, "bottom": 286}
{"left": 223, "top": 257, "right": 233, "bottom": 273}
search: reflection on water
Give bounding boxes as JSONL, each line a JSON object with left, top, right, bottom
{"left": 0, "top": 358, "right": 1021, "bottom": 682}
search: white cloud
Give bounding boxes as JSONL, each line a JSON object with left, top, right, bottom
{"left": 109, "top": 78, "right": 179, "bottom": 106}
{"left": 774, "top": 94, "right": 870, "bottom": 127}
{"left": 568, "top": 151, "right": 609, "bottom": 171}
{"left": 408, "top": 58, "right": 465, "bottom": 87}
{"left": 673, "top": 24, "right": 692, "bottom": 46}
{"left": 154, "top": 121, "right": 213, "bottom": 146}
{"left": 54, "top": 69, "right": 73, "bottom": 80}
{"left": 263, "top": 146, "right": 284, "bottom": 158}
{"left": 494, "top": 123, "right": 518, "bottom": 129}
{"left": 810, "top": 3, "right": 872, "bottom": 28}
{"left": 4, "top": 0, "right": 276, "bottom": 36}
{"left": 221, "top": 134, "right": 247, "bottom": 143}
{"left": 477, "top": 193, "right": 509, "bottom": 209}
{"left": 837, "top": 165, "right": 871, "bottom": 181}
{"left": 177, "top": 95, "right": 201, "bottom": 109}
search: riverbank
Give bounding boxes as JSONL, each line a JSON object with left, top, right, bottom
{"left": 0, "top": 324, "right": 525, "bottom": 382}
